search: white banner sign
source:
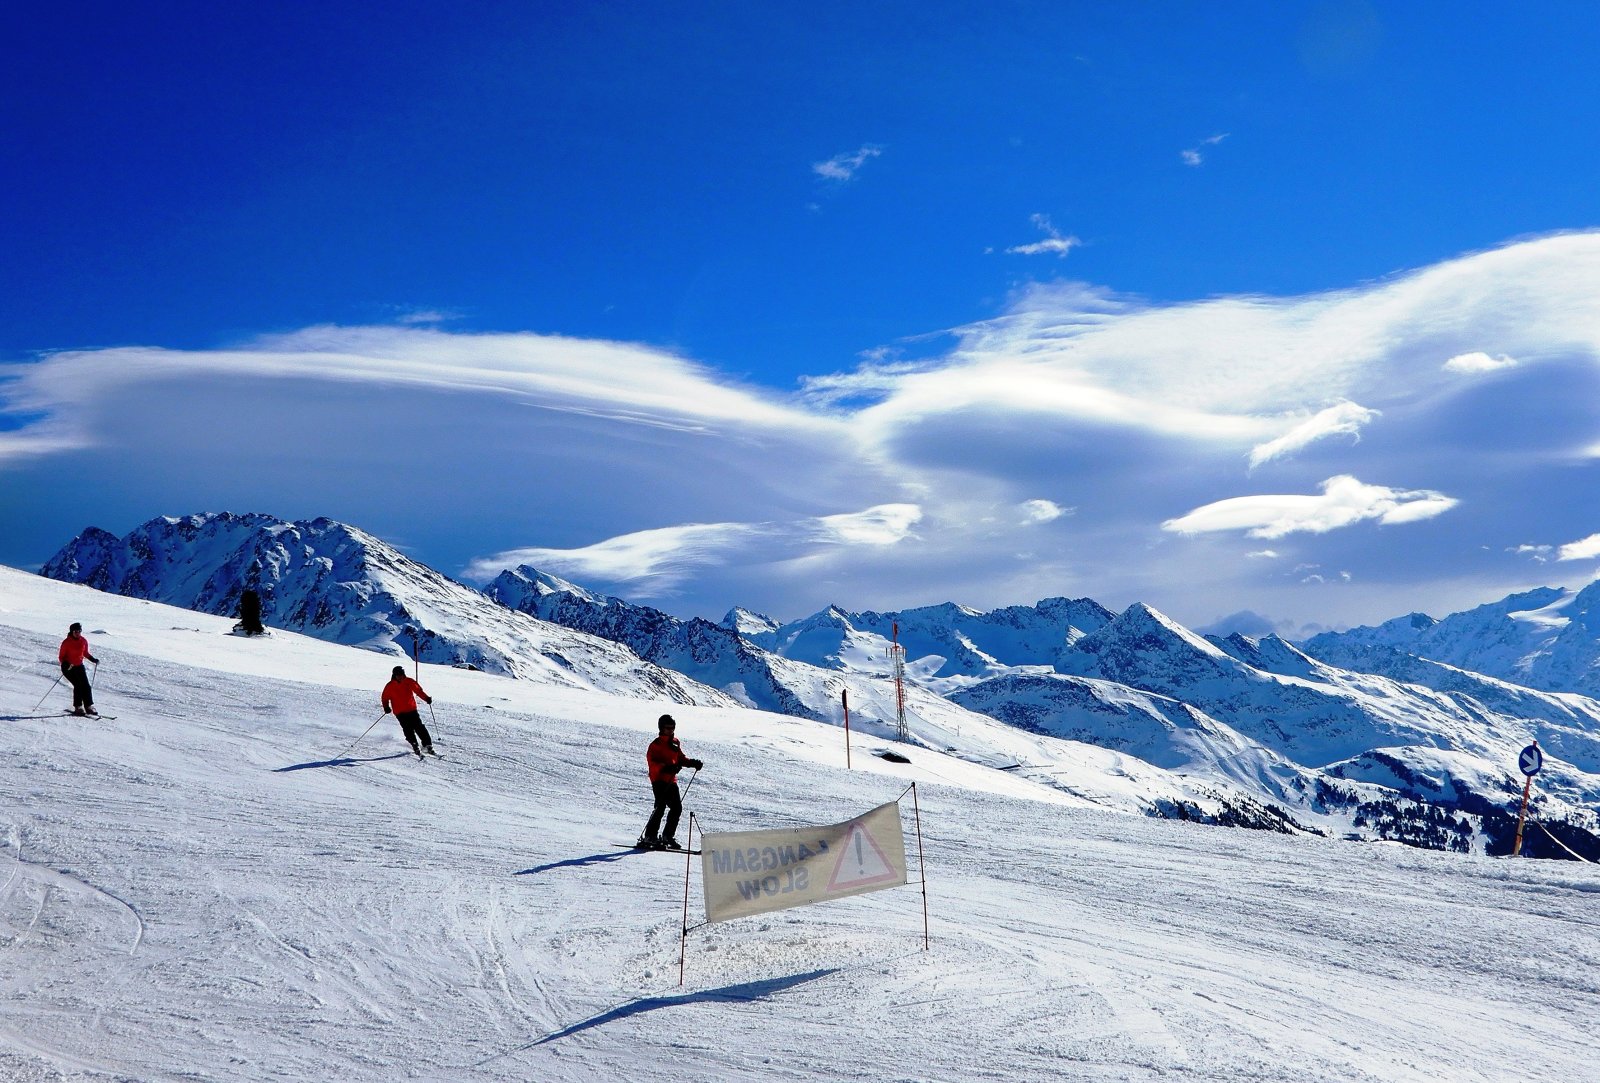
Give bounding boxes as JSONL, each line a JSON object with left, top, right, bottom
{"left": 701, "top": 802, "right": 907, "bottom": 924}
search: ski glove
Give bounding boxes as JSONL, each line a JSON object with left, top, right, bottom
{"left": 61, "top": 662, "right": 70, "bottom": 676}
{"left": 688, "top": 759, "right": 704, "bottom": 770}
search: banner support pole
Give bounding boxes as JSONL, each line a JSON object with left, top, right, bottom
{"left": 910, "top": 782, "right": 929, "bottom": 951}
{"left": 679, "top": 813, "right": 696, "bottom": 986}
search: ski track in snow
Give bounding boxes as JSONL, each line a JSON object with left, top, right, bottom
{"left": 1, "top": 571, "right": 1599, "bottom": 1081}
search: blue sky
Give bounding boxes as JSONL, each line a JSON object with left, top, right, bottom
{"left": 5, "top": 2, "right": 1600, "bottom": 635}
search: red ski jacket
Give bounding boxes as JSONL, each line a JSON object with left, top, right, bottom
{"left": 382, "top": 676, "right": 431, "bottom": 715}
{"left": 59, "top": 634, "right": 96, "bottom": 668}
{"left": 647, "top": 734, "right": 691, "bottom": 782}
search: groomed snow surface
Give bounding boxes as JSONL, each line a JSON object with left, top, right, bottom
{"left": 3, "top": 569, "right": 1597, "bottom": 1082}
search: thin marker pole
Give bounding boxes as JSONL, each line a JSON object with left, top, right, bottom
{"left": 842, "top": 689, "right": 852, "bottom": 770}
{"left": 1513, "top": 774, "right": 1534, "bottom": 857}
{"left": 911, "top": 782, "right": 929, "bottom": 951}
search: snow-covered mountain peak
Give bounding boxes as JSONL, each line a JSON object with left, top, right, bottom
{"left": 1095, "top": 602, "right": 1235, "bottom": 661}
{"left": 1055, "top": 602, "right": 1263, "bottom": 697}
{"left": 1209, "top": 632, "right": 1324, "bottom": 680}
{"left": 486, "top": 564, "right": 605, "bottom": 609}
{"left": 40, "top": 513, "right": 734, "bottom": 704}
{"left": 723, "top": 606, "right": 779, "bottom": 636}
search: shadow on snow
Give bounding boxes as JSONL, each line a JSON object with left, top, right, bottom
{"left": 475, "top": 968, "right": 843, "bottom": 1064}
{"left": 514, "top": 850, "right": 639, "bottom": 874}
{"left": 273, "top": 752, "right": 413, "bottom": 772}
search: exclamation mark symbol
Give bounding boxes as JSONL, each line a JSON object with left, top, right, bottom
{"left": 854, "top": 830, "right": 866, "bottom": 875}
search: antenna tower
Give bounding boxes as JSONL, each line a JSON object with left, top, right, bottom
{"left": 887, "top": 621, "right": 910, "bottom": 741}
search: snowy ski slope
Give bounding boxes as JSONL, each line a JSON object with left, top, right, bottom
{"left": 2, "top": 568, "right": 1597, "bottom": 1081}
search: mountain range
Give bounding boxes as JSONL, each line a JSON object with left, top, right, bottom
{"left": 1304, "top": 585, "right": 1600, "bottom": 695}
{"left": 38, "top": 512, "right": 1600, "bottom": 858}
{"left": 38, "top": 513, "right": 732, "bottom": 706}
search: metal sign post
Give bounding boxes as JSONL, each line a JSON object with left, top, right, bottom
{"left": 1512, "top": 740, "right": 1542, "bottom": 857}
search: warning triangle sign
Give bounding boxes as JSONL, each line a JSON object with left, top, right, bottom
{"left": 827, "top": 823, "right": 900, "bottom": 891}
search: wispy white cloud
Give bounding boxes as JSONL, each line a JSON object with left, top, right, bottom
{"left": 1511, "top": 543, "right": 1554, "bottom": 562}
{"left": 1443, "top": 350, "right": 1520, "bottom": 374}
{"left": 1162, "top": 475, "right": 1459, "bottom": 539}
{"left": 394, "top": 308, "right": 462, "bottom": 325}
{"left": 1248, "top": 401, "right": 1379, "bottom": 468}
{"left": 817, "top": 504, "right": 922, "bottom": 546}
{"left": 463, "top": 503, "right": 922, "bottom": 589}
{"left": 812, "top": 144, "right": 883, "bottom": 182}
{"left": 1005, "top": 214, "right": 1082, "bottom": 258}
{"left": 887, "top": 232, "right": 1600, "bottom": 458}
{"left": 0, "top": 325, "right": 836, "bottom": 464}
{"left": 1181, "top": 132, "right": 1229, "bottom": 166}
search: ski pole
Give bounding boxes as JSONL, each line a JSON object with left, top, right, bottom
{"left": 337, "top": 713, "right": 388, "bottom": 760}
{"left": 680, "top": 767, "right": 701, "bottom": 801}
{"left": 35, "top": 674, "right": 64, "bottom": 710}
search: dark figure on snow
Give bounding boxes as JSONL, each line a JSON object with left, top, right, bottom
{"left": 238, "top": 589, "right": 265, "bottom": 635}
{"left": 58, "top": 622, "right": 100, "bottom": 717}
{"left": 636, "top": 714, "right": 702, "bottom": 851}
{"left": 381, "top": 666, "right": 436, "bottom": 757}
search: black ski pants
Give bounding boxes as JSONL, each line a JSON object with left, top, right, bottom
{"left": 395, "top": 709, "right": 432, "bottom": 751}
{"left": 64, "top": 664, "right": 94, "bottom": 711}
{"left": 644, "top": 778, "right": 682, "bottom": 842}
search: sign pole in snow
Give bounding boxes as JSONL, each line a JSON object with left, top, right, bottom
{"left": 842, "top": 689, "right": 852, "bottom": 770}
{"left": 910, "top": 782, "right": 929, "bottom": 951}
{"left": 1513, "top": 740, "right": 1543, "bottom": 857}
{"left": 679, "top": 812, "right": 697, "bottom": 987}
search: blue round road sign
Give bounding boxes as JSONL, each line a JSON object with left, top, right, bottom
{"left": 1518, "top": 743, "right": 1543, "bottom": 776}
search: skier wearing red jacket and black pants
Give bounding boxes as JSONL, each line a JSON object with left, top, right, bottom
{"left": 381, "top": 666, "right": 436, "bottom": 757}
{"left": 58, "top": 622, "right": 100, "bottom": 716}
{"left": 636, "top": 714, "right": 702, "bottom": 850}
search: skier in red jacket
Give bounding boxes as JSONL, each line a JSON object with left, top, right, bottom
{"left": 381, "top": 666, "right": 436, "bottom": 757}
{"left": 58, "top": 622, "right": 101, "bottom": 716}
{"left": 636, "top": 714, "right": 702, "bottom": 850}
